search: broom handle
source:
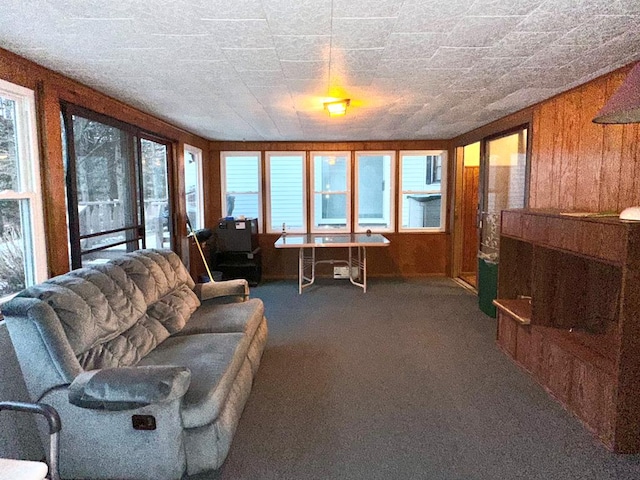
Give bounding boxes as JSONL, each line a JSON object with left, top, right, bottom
{"left": 194, "top": 236, "right": 215, "bottom": 282}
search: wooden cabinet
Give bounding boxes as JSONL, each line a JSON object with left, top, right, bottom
{"left": 495, "top": 209, "right": 640, "bottom": 453}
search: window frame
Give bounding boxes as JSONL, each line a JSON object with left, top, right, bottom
{"left": 220, "top": 151, "right": 263, "bottom": 233}
{"left": 310, "top": 151, "right": 351, "bottom": 234}
{"left": 184, "top": 144, "right": 204, "bottom": 230}
{"left": 354, "top": 150, "right": 396, "bottom": 233}
{"left": 61, "top": 103, "right": 175, "bottom": 269}
{"left": 0, "top": 79, "right": 48, "bottom": 301}
{"left": 398, "top": 150, "right": 447, "bottom": 233}
{"left": 264, "top": 151, "right": 307, "bottom": 234}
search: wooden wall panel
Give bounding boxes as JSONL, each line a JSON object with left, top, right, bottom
{"left": 558, "top": 90, "right": 580, "bottom": 211}
{"left": 532, "top": 101, "right": 556, "bottom": 208}
{"left": 599, "top": 71, "right": 627, "bottom": 212}
{"left": 618, "top": 123, "right": 639, "bottom": 211}
{"left": 530, "top": 64, "right": 639, "bottom": 213}
{"left": 461, "top": 166, "right": 479, "bottom": 273}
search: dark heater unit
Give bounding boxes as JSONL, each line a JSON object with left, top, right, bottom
{"left": 216, "top": 218, "right": 258, "bottom": 252}
{"left": 212, "top": 218, "right": 261, "bottom": 286}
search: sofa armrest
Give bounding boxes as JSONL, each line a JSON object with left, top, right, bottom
{"left": 193, "top": 279, "right": 249, "bottom": 302}
{"left": 68, "top": 366, "right": 191, "bottom": 411}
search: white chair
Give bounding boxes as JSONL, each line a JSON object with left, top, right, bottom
{"left": 0, "top": 402, "right": 60, "bottom": 480}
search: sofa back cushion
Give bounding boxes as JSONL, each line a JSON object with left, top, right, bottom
{"left": 109, "top": 249, "right": 200, "bottom": 334}
{"left": 14, "top": 263, "right": 171, "bottom": 371}
{"left": 108, "top": 249, "right": 196, "bottom": 305}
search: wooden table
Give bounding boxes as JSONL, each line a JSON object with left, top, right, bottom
{"left": 274, "top": 233, "right": 390, "bottom": 293}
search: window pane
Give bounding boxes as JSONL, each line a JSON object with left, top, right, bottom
{"left": 400, "top": 151, "right": 446, "bottom": 230}
{"left": 0, "top": 81, "right": 46, "bottom": 297}
{"left": 81, "top": 238, "right": 141, "bottom": 267}
{"left": 312, "top": 153, "right": 349, "bottom": 232}
{"left": 72, "top": 116, "right": 136, "bottom": 238}
{"left": 223, "top": 154, "right": 260, "bottom": 221}
{"left": 141, "top": 138, "right": 169, "bottom": 249}
{"left": 185, "top": 147, "right": 203, "bottom": 230}
{"left": 0, "top": 97, "right": 20, "bottom": 192}
{"left": 314, "top": 155, "right": 347, "bottom": 192}
{"left": 357, "top": 154, "right": 392, "bottom": 230}
{"left": 401, "top": 193, "right": 442, "bottom": 228}
{"left": 313, "top": 193, "right": 347, "bottom": 229}
{"left": 269, "top": 154, "right": 304, "bottom": 231}
{"left": 0, "top": 199, "right": 31, "bottom": 298}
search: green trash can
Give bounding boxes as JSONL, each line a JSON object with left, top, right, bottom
{"left": 478, "top": 256, "right": 498, "bottom": 317}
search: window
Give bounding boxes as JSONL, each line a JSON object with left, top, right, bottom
{"left": 265, "top": 152, "right": 306, "bottom": 233}
{"left": 184, "top": 145, "right": 204, "bottom": 230}
{"left": 355, "top": 151, "right": 395, "bottom": 232}
{"left": 141, "top": 137, "right": 171, "bottom": 250}
{"left": 399, "top": 150, "right": 447, "bottom": 231}
{"left": 221, "top": 152, "right": 262, "bottom": 231}
{"left": 61, "top": 104, "right": 174, "bottom": 268}
{"left": 310, "top": 152, "right": 350, "bottom": 232}
{"left": 0, "top": 79, "right": 47, "bottom": 300}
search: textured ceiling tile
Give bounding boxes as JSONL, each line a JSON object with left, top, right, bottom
{"left": 222, "top": 48, "right": 281, "bottom": 71}
{"left": 516, "top": 11, "right": 590, "bottom": 32}
{"left": 490, "top": 32, "right": 563, "bottom": 58}
{"left": 201, "top": 19, "right": 273, "bottom": 48}
{"left": 331, "top": 18, "right": 396, "bottom": 49}
{"left": 616, "top": 0, "right": 640, "bottom": 14}
{"left": 556, "top": 15, "right": 640, "bottom": 46}
{"left": 382, "top": 33, "right": 445, "bottom": 59}
{"left": 376, "top": 58, "right": 435, "bottom": 77}
{"left": 486, "top": 87, "right": 560, "bottom": 111}
{"left": 197, "top": 0, "right": 266, "bottom": 19}
{"left": 445, "top": 16, "right": 523, "bottom": 48}
{"left": 465, "top": 0, "right": 544, "bottom": 16}
{"left": 332, "top": 0, "right": 402, "bottom": 18}
{"left": 519, "top": 44, "right": 590, "bottom": 68}
{"left": 263, "top": 0, "right": 332, "bottom": 35}
{"left": 43, "top": 0, "right": 141, "bottom": 18}
{"left": 427, "top": 47, "right": 491, "bottom": 68}
{"left": 243, "top": 70, "right": 287, "bottom": 87}
{"left": 274, "top": 35, "right": 331, "bottom": 61}
{"left": 281, "top": 60, "right": 328, "bottom": 79}
{"left": 394, "top": 1, "right": 473, "bottom": 33}
{"left": 333, "top": 49, "right": 384, "bottom": 71}
{"left": 537, "top": 0, "right": 625, "bottom": 16}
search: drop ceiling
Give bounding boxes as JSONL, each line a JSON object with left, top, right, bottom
{"left": 2, "top": 0, "right": 639, "bottom": 141}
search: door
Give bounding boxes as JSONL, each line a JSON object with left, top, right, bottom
{"left": 478, "top": 127, "right": 529, "bottom": 315}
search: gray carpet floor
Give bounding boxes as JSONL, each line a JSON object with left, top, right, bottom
{"left": 191, "top": 278, "right": 640, "bottom": 480}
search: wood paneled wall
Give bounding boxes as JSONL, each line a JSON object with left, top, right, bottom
{"left": 530, "top": 65, "right": 640, "bottom": 212}
{"left": 208, "top": 140, "right": 452, "bottom": 279}
{"left": 0, "top": 47, "right": 210, "bottom": 275}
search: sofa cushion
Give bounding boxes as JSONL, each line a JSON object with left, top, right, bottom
{"left": 13, "top": 264, "right": 164, "bottom": 368}
{"left": 179, "top": 298, "right": 264, "bottom": 339}
{"left": 109, "top": 249, "right": 196, "bottom": 306}
{"left": 77, "top": 314, "right": 170, "bottom": 370}
{"left": 138, "top": 333, "right": 248, "bottom": 429}
{"left": 147, "top": 284, "right": 200, "bottom": 334}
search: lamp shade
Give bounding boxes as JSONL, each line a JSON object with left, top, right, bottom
{"left": 593, "top": 62, "right": 640, "bottom": 124}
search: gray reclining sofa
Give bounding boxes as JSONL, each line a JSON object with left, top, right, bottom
{"left": 3, "top": 249, "right": 268, "bottom": 480}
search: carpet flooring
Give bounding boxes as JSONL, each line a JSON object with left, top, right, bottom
{"left": 191, "top": 278, "right": 640, "bottom": 480}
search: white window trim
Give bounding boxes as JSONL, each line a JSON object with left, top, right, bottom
{"left": 220, "top": 151, "right": 263, "bottom": 233}
{"left": 0, "top": 79, "right": 47, "bottom": 302}
{"left": 310, "top": 151, "right": 351, "bottom": 234}
{"left": 265, "top": 151, "right": 307, "bottom": 234}
{"left": 399, "top": 150, "right": 447, "bottom": 233}
{"left": 184, "top": 144, "right": 204, "bottom": 230}
{"left": 354, "top": 150, "right": 396, "bottom": 233}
